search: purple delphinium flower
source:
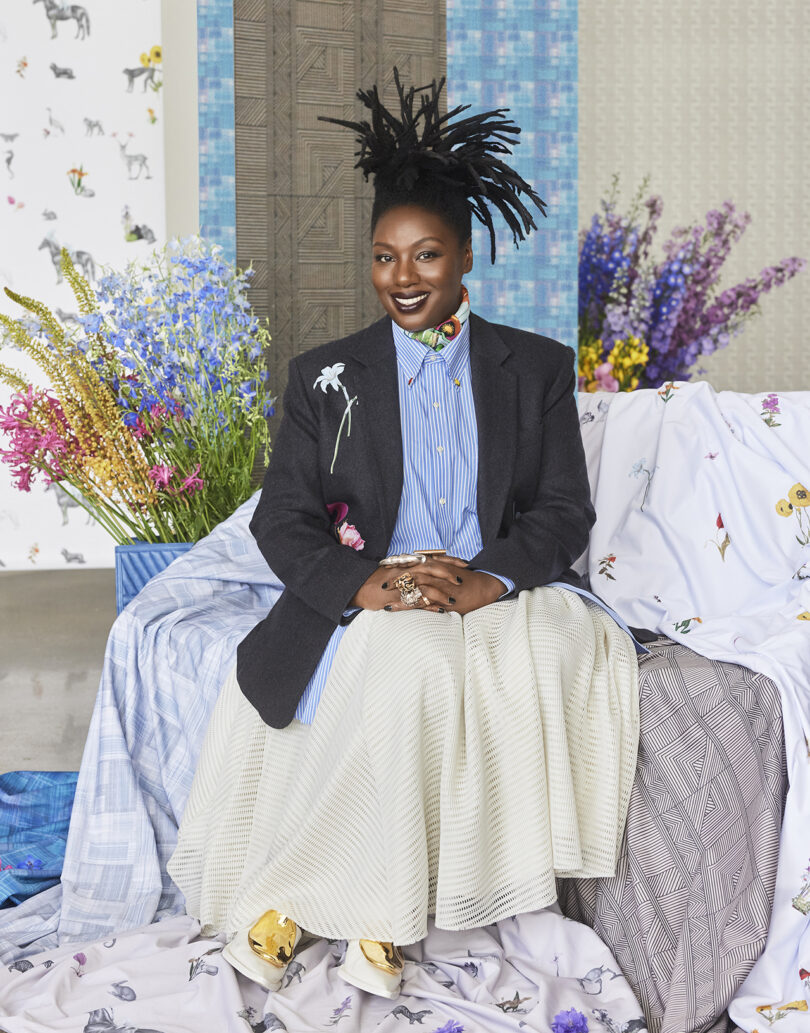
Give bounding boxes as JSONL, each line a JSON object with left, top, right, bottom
{"left": 551, "top": 1007, "right": 589, "bottom": 1033}
{"left": 579, "top": 186, "right": 806, "bottom": 389}
{"left": 762, "top": 393, "right": 780, "bottom": 414}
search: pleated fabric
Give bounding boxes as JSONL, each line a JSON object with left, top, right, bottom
{"left": 168, "top": 588, "right": 639, "bottom": 946}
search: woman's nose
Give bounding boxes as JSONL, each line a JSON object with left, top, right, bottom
{"left": 395, "top": 258, "right": 417, "bottom": 285}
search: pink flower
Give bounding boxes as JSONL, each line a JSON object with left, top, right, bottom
{"left": 179, "top": 463, "right": 204, "bottom": 494}
{"left": 336, "top": 521, "right": 364, "bottom": 551}
{"left": 326, "top": 501, "right": 349, "bottom": 525}
{"left": 594, "top": 361, "right": 620, "bottom": 392}
{"left": 147, "top": 463, "right": 175, "bottom": 488}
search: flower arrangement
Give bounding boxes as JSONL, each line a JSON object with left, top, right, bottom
{"left": 578, "top": 176, "right": 805, "bottom": 390}
{"left": 0, "top": 237, "right": 273, "bottom": 544}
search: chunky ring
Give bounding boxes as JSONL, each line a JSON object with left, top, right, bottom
{"left": 393, "top": 572, "right": 424, "bottom": 607}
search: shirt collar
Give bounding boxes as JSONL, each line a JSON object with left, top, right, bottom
{"left": 391, "top": 317, "right": 471, "bottom": 387}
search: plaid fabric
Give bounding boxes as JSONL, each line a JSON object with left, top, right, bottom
{"left": 0, "top": 771, "right": 78, "bottom": 908}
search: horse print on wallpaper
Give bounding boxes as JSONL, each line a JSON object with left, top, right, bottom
{"left": 38, "top": 237, "right": 95, "bottom": 282}
{"left": 34, "top": 0, "right": 91, "bottom": 41}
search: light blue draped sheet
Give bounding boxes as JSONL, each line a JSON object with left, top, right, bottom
{"left": 0, "top": 492, "right": 282, "bottom": 962}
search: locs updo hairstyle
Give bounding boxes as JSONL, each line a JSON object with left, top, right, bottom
{"left": 319, "top": 69, "right": 548, "bottom": 263}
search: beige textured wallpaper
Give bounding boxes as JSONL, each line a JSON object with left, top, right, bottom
{"left": 579, "top": 0, "right": 810, "bottom": 391}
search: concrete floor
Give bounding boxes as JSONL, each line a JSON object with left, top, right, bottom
{"left": 0, "top": 570, "right": 116, "bottom": 773}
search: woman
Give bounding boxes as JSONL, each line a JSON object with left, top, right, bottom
{"left": 167, "top": 72, "right": 640, "bottom": 1001}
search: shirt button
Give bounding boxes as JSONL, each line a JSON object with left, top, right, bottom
{"left": 433, "top": 401, "right": 439, "bottom": 409}
{"left": 439, "top": 497, "right": 446, "bottom": 506}
{"left": 437, "top": 445, "right": 444, "bottom": 454}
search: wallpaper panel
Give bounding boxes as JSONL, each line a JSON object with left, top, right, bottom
{"left": 446, "top": 0, "right": 578, "bottom": 351}
{"left": 198, "top": 0, "right": 235, "bottom": 263}
{"left": 0, "top": 1, "right": 166, "bottom": 570}
{"left": 579, "top": 0, "right": 809, "bottom": 391}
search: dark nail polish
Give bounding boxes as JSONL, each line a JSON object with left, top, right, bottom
{"left": 381, "top": 581, "right": 389, "bottom": 590}
{"left": 448, "top": 596, "right": 456, "bottom": 604}
{"left": 384, "top": 605, "right": 392, "bottom": 611}
{"left": 438, "top": 607, "right": 446, "bottom": 613}
{"left": 456, "top": 576, "right": 463, "bottom": 584}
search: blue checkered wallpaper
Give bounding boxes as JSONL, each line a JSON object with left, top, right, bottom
{"left": 446, "top": 0, "right": 578, "bottom": 350}
{"left": 197, "top": 0, "right": 236, "bottom": 263}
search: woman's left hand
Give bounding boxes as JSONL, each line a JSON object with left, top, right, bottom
{"left": 413, "top": 560, "right": 504, "bottom": 616}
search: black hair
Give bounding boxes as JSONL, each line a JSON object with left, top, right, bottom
{"left": 319, "top": 68, "right": 547, "bottom": 263}
{"left": 371, "top": 177, "right": 472, "bottom": 249}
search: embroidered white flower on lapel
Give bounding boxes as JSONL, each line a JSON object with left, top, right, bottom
{"left": 314, "top": 363, "right": 358, "bottom": 474}
{"left": 314, "top": 364, "right": 346, "bottom": 392}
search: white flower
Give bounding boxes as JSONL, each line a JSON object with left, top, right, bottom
{"left": 314, "top": 364, "right": 345, "bottom": 392}
{"left": 312, "top": 362, "right": 357, "bottom": 474}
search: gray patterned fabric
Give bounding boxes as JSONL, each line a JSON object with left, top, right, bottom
{"left": 558, "top": 640, "right": 787, "bottom": 1033}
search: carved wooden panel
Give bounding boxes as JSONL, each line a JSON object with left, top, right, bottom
{"left": 234, "top": 0, "right": 447, "bottom": 427}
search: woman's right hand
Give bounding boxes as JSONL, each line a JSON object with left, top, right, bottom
{"left": 350, "top": 556, "right": 468, "bottom": 612}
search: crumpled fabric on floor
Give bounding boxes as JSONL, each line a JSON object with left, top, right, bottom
{"left": 0, "top": 910, "right": 648, "bottom": 1032}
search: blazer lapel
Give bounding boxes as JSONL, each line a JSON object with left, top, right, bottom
{"left": 469, "top": 314, "right": 518, "bottom": 543}
{"left": 347, "top": 318, "right": 404, "bottom": 546}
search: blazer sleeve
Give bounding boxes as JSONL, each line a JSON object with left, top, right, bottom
{"left": 469, "top": 356, "right": 594, "bottom": 591}
{"left": 249, "top": 357, "right": 379, "bottom": 623}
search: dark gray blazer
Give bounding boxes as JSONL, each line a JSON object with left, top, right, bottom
{"left": 237, "top": 312, "right": 595, "bottom": 728}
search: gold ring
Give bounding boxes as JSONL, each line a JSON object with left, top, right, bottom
{"left": 393, "top": 572, "right": 423, "bottom": 607}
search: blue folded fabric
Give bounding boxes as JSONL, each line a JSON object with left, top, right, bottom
{"left": 0, "top": 771, "right": 78, "bottom": 908}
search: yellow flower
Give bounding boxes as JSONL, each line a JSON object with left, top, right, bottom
{"left": 775, "top": 499, "right": 793, "bottom": 517}
{"left": 150, "top": 45, "right": 162, "bottom": 64}
{"left": 798, "top": 612, "right": 810, "bottom": 621}
{"left": 788, "top": 483, "right": 810, "bottom": 507}
{"left": 140, "top": 52, "right": 150, "bottom": 67}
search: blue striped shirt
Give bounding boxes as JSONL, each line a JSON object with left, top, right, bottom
{"left": 293, "top": 317, "right": 640, "bottom": 723}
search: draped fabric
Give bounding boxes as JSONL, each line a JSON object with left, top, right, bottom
{"left": 0, "top": 771, "right": 78, "bottom": 909}
{"left": 559, "top": 639, "right": 787, "bottom": 1033}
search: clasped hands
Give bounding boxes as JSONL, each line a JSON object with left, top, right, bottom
{"left": 350, "top": 555, "right": 504, "bottom": 615}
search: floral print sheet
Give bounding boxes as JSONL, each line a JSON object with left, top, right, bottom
{"left": 0, "top": 911, "right": 648, "bottom": 1033}
{"left": 579, "top": 382, "right": 810, "bottom": 1031}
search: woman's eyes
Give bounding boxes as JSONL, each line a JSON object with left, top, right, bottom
{"left": 373, "top": 251, "right": 440, "bottom": 263}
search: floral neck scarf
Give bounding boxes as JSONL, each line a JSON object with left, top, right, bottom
{"left": 405, "top": 286, "right": 470, "bottom": 352}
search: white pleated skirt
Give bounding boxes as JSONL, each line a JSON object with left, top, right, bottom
{"left": 167, "top": 587, "right": 639, "bottom": 946}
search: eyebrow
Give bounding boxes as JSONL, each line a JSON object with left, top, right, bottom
{"left": 372, "top": 236, "right": 445, "bottom": 248}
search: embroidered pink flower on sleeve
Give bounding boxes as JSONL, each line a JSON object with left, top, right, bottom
{"left": 337, "top": 521, "right": 365, "bottom": 551}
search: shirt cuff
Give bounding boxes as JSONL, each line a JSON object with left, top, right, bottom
{"left": 475, "top": 569, "right": 515, "bottom": 598}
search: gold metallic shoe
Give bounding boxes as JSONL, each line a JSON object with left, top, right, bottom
{"left": 359, "top": 940, "right": 404, "bottom": 975}
{"left": 338, "top": 939, "right": 405, "bottom": 998}
{"left": 248, "top": 910, "right": 299, "bottom": 967}
{"left": 222, "top": 909, "right": 301, "bottom": 991}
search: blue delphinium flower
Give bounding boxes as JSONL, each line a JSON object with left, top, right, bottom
{"left": 551, "top": 1008, "right": 589, "bottom": 1033}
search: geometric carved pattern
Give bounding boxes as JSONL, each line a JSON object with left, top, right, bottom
{"left": 559, "top": 641, "right": 787, "bottom": 1033}
{"left": 234, "top": 0, "right": 447, "bottom": 429}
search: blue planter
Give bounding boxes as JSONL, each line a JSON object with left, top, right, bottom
{"left": 114, "top": 540, "right": 194, "bottom": 614}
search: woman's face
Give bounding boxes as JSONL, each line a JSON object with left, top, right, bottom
{"left": 371, "top": 205, "right": 473, "bottom": 331}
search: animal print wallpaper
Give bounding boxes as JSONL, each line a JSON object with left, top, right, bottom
{"left": 0, "top": 0, "right": 166, "bottom": 570}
